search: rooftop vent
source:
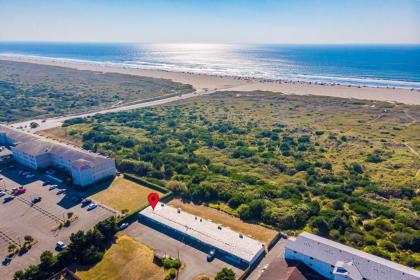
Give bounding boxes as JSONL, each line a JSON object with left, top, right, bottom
{"left": 177, "top": 209, "right": 181, "bottom": 214}
{"left": 239, "top": 234, "right": 243, "bottom": 239}
{"left": 218, "top": 225, "right": 222, "bottom": 230}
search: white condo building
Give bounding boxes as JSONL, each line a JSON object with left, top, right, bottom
{"left": 285, "top": 232, "right": 420, "bottom": 280}
{"left": 139, "top": 203, "right": 266, "bottom": 268}
{"left": 0, "top": 124, "right": 116, "bottom": 187}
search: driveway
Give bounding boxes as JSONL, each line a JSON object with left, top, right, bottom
{"left": 124, "top": 222, "right": 244, "bottom": 280}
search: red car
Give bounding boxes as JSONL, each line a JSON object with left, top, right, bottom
{"left": 12, "top": 187, "right": 26, "bottom": 195}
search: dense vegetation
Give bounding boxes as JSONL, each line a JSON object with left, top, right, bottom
{"left": 60, "top": 91, "right": 419, "bottom": 268}
{"left": 0, "top": 60, "right": 193, "bottom": 122}
{"left": 14, "top": 218, "right": 118, "bottom": 280}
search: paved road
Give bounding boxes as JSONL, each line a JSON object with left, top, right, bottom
{"left": 10, "top": 90, "right": 210, "bottom": 133}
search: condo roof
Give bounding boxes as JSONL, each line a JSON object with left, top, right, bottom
{"left": 286, "top": 232, "right": 420, "bottom": 280}
{"left": 0, "top": 124, "right": 112, "bottom": 166}
{"left": 140, "top": 203, "right": 265, "bottom": 263}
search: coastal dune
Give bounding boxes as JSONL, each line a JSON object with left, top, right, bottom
{"left": 1, "top": 55, "right": 420, "bottom": 105}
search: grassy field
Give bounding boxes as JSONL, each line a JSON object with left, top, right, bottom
{"left": 47, "top": 91, "right": 420, "bottom": 267}
{"left": 169, "top": 199, "right": 277, "bottom": 244}
{"left": 76, "top": 233, "right": 165, "bottom": 280}
{"left": 89, "top": 176, "right": 163, "bottom": 214}
{"left": 37, "top": 125, "right": 87, "bottom": 146}
{"left": 0, "top": 60, "right": 193, "bottom": 122}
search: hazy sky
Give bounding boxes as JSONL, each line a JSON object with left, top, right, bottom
{"left": 1, "top": 0, "right": 419, "bottom": 44}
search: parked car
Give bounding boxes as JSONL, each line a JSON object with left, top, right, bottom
{"left": 120, "top": 223, "right": 129, "bottom": 230}
{"left": 207, "top": 248, "right": 216, "bottom": 262}
{"left": 56, "top": 241, "right": 67, "bottom": 250}
{"left": 56, "top": 189, "right": 66, "bottom": 195}
{"left": 26, "top": 174, "right": 35, "bottom": 179}
{"left": 0, "top": 191, "right": 6, "bottom": 197}
{"left": 2, "top": 256, "right": 12, "bottom": 265}
{"left": 49, "top": 185, "right": 58, "bottom": 191}
{"left": 0, "top": 176, "right": 3, "bottom": 180}
{"left": 3, "top": 196, "right": 15, "bottom": 203}
{"left": 13, "top": 188, "right": 26, "bottom": 195}
{"left": 42, "top": 181, "right": 51, "bottom": 186}
{"left": 87, "top": 203, "right": 97, "bottom": 211}
{"left": 81, "top": 198, "right": 92, "bottom": 207}
{"left": 32, "top": 196, "right": 42, "bottom": 204}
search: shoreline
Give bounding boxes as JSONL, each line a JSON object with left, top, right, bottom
{"left": 1, "top": 54, "right": 420, "bottom": 105}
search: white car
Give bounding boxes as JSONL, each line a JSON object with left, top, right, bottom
{"left": 0, "top": 191, "right": 6, "bottom": 197}
{"left": 120, "top": 223, "right": 129, "bottom": 230}
{"left": 56, "top": 241, "right": 67, "bottom": 250}
{"left": 87, "top": 203, "right": 97, "bottom": 211}
{"left": 49, "top": 185, "right": 58, "bottom": 191}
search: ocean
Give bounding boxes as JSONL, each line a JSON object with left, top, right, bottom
{"left": 0, "top": 42, "right": 419, "bottom": 89}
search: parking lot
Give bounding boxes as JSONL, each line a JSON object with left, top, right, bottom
{"left": 0, "top": 164, "right": 116, "bottom": 279}
{"left": 124, "top": 222, "right": 244, "bottom": 280}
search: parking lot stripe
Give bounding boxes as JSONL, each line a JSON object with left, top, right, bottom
{"left": 0, "top": 230, "right": 19, "bottom": 246}
{"left": 14, "top": 196, "right": 64, "bottom": 223}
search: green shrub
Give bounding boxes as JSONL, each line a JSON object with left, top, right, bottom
{"left": 162, "top": 258, "right": 181, "bottom": 269}
{"left": 164, "top": 268, "right": 177, "bottom": 280}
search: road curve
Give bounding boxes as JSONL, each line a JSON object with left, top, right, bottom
{"left": 9, "top": 90, "right": 209, "bottom": 133}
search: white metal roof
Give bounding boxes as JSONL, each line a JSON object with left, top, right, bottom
{"left": 286, "top": 232, "right": 420, "bottom": 280}
{"left": 139, "top": 203, "right": 265, "bottom": 262}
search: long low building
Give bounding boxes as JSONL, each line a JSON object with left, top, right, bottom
{"left": 0, "top": 124, "right": 116, "bottom": 187}
{"left": 285, "top": 232, "right": 420, "bottom": 280}
{"left": 139, "top": 203, "right": 266, "bottom": 269}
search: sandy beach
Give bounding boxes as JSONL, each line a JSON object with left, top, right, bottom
{"left": 1, "top": 55, "right": 420, "bottom": 105}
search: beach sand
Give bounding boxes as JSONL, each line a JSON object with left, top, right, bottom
{"left": 1, "top": 55, "right": 419, "bottom": 105}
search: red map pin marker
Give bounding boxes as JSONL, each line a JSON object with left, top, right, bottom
{"left": 148, "top": 193, "right": 160, "bottom": 210}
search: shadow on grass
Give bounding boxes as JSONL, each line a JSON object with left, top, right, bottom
{"left": 57, "top": 177, "right": 114, "bottom": 209}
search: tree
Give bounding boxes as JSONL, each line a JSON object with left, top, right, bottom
{"left": 39, "top": 250, "right": 56, "bottom": 271}
{"left": 215, "top": 268, "right": 235, "bottom": 280}
{"left": 8, "top": 244, "right": 18, "bottom": 253}
{"left": 310, "top": 217, "right": 329, "bottom": 237}
{"left": 24, "top": 235, "right": 34, "bottom": 244}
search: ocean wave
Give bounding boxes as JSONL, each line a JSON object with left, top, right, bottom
{"left": 1, "top": 52, "right": 419, "bottom": 90}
